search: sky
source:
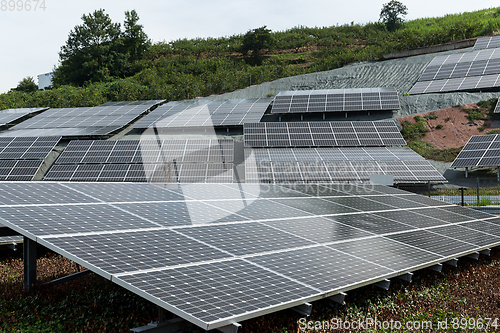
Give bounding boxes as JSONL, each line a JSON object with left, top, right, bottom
{"left": 0, "top": 0, "right": 499, "bottom": 94}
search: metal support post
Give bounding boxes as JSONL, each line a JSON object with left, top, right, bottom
{"left": 461, "top": 187, "right": 464, "bottom": 206}
{"left": 497, "top": 166, "right": 499, "bottom": 182}
{"left": 465, "top": 167, "right": 468, "bottom": 178}
{"left": 477, "top": 178, "right": 480, "bottom": 205}
{"left": 428, "top": 180, "right": 431, "bottom": 197}
{"left": 444, "top": 258, "right": 458, "bottom": 267}
{"left": 480, "top": 249, "right": 491, "bottom": 256}
{"left": 429, "top": 263, "right": 442, "bottom": 272}
{"left": 467, "top": 252, "right": 479, "bottom": 260}
{"left": 397, "top": 272, "right": 413, "bottom": 283}
{"left": 328, "top": 292, "right": 346, "bottom": 305}
{"left": 291, "top": 303, "right": 312, "bottom": 316}
{"left": 23, "top": 236, "right": 36, "bottom": 291}
{"left": 374, "top": 279, "right": 390, "bottom": 290}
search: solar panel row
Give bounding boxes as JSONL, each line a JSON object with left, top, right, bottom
{"left": 245, "top": 147, "right": 445, "bottom": 183}
{"left": 451, "top": 134, "right": 500, "bottom": 168}
{"left": 0, "top": 182, "right": 496, "bottom": 331}
{"left": 0, "top": 108, "right": 48, "bottom": 126}
{"left": 55, "top": 139, "right": 234, "bottom": 164}
{"left": 44, "top": 163, "right": 233, "bottom": 183}
{"left": 45, "top": 139, "right": 235, "bottom": 183}
{"left": 419, "top": 58, "right": 500, "bottom": 82}
{"left": 244, "top": 121, "right": 405, "bottom": 147}
{"left": 473, "top": 36, "right": 500, "bottom": 50}
{"left": 270, "top": 88, "right": 400, "bottom": 114}
{"left": 409, "top": 73, "right": 500, "bottom": 94}
{"left": 133, "top": 99, "right": 271, "bottom": 128}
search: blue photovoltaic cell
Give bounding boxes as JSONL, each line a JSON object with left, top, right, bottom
{"left": 0, "top": 182, "right": 497, "bottom": 331}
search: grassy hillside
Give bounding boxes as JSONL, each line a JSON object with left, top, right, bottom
{"left": 2, "top": 7, "right": 500, "bottom": 109}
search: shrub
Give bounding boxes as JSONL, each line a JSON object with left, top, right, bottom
{"left": 444, "top": 116, "right": 451, "bottom": 122}
{"left": 477, "top": 98, "right": 498, "bottom": 112}
{"left": 436, "top": 124, "right": 443, "bottom": 129}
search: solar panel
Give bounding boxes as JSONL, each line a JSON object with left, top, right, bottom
{"left": 0, "top": 137, "right": 60, "bottom": 180}
{"left": 133, "top": 99, "right": 271, "bottom": 128}
{"left": 473, "top": 36, "right": 500, "bottom": 50}
{"left": 0, "top": 127, "right": 121, "bottom": 138}
{"left": 0, "top": 107, "right": 48, "bottom": 126}
{"left": 270, "top": 88, "right": 400, "bottom": 114}
{"left": 451, "top": 134, "right": 500, "bottom": 168}
{"left": 244, "top": 121, "right": 405, "bottom": 147}
{"left": 495, "top": 98, "right": 500, "bottom": 113}
{"left": 45, "top": 139, "right": 234, "bottom": 183}
{"left": 0, "top": 182, "right": 498, "bottom": 331}
{"left": 245, "top": 147, "right": 445, "bottom": 184}
{"left": 409, "top": 48, "right": 500, "bottom": 94}
{"left": 98, "top": 100, "right": 165, "bottom": 107}
{"left": 10, "top": 105, "right": 155, "bottom": 136}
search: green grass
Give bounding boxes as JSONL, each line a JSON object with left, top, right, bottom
{"left": 407, "top": 141, "right": 462, "bottom": 162}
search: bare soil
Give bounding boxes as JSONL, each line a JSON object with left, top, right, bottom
{"left": 398, "top": 104, "right": 500, "bottom": 149}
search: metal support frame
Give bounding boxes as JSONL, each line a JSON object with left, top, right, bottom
{"left": 444, "top": 258, "right": 458, "bottom": 267}
{"left": 291, "top": 303, "right": 313, "bottom": 316}
{"left": 429, "top": 263, "right": 443, "bottom": 272}
{"left": 23, "top": 236, "right": 36, "bottom": 291}
{"left": 0, "top": 227, "right": 20, "bottom": 237}
{"left": 397, "top": 272, "right": 413, "bottom": 283}
{"left": 44, "top": 269, "right": 91, "bottom": 286}
{"left": 466, "top": 252, "right": 480, "bottom": 260}
{"left": 465, "top": 167, "right": 468, "bottom": 178}
{"left": 480, "top": 249, "right": 491, "bottom": 256}
{"left": 328, "top": 292, "right": 346, "bottom": 305}
{"left": 497, "top": 166, "right": 499, "bottom": 182}
{"left": 131, "top": 318, "right": 193, "bottom": 333}
{"left": 217, "top": 323, "right": 242, "bottom": 333}
{"left": 374, "top": 279, "right": 390, "bottom": 290}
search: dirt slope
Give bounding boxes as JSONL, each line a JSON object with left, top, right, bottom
{"left": 398, "top": 104, "right": 500, "bottom": 149}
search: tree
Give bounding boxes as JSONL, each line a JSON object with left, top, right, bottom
{"left": 53, "top": 9, "right": 149, "bottom": 86}
{"left": 12, "top": 77, "right": 37, "bottom": 93}
{"left": 380, "top": 0, "right": 408, "bottom": 32}
{"left": 123, "top": 10, "right": 150, "bottom": 61}
{"left": 241, "top": 26, "right": 275, "bottom": 64}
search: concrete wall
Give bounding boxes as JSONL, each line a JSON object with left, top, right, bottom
{"left": 381, "top": 39, "right": 477, "bottom": 61}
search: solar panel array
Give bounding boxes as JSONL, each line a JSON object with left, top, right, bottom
{"left": 244, "top": 121, "right": 406, "bottom": 147}
{"left": 1, "top": 182, "right": 498, "bottom": 332}
{"left": 0, "top": 108, "right": 48, "bottom": 126}
{"left": 474, "top": 36, "right": 500, "bottom": 50}
{"left": 270, "top": 88, "right": 400, "bottom": 114}
{"left": 133, "top": 99, "right": 271, "bottom": 128}
{"left": 0, "top": 137, "right": 60, "bottom": 180}
{"left": 45, "top": 139, "right": 234, "bottom": 183}
{"left": 451, "top": 134, "right": 500, "bottom": 168}
{"left": 13, "top": 105, "right": 151, "bottom": 129}
{"left": 98, "top": 100, "right": 165, "bottom": 107}
{"left": 409, "top": 49, "right": 500, "bottom": 94}
{"left": 245, "top": 147, "right": 445, "bottom": 183}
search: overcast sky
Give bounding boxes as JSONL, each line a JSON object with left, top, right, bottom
{"left": 0, "top": 0, "right": 498, "bottom": 94}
